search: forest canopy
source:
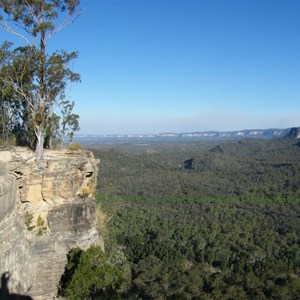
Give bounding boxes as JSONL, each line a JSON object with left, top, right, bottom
{"left": 88, "top": 136, "right": 300, "bottom": 299}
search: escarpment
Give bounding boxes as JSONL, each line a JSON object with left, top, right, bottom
{"left": 0, "top": 147, "right": 103, "bottom": 299}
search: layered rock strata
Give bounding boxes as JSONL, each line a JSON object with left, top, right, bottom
{"left": 0, "top": 147, "right": 103, "bottom": 299}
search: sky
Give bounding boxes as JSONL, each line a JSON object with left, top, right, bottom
{"left": 1, "top": 0, "right": 300, "bottom": 134}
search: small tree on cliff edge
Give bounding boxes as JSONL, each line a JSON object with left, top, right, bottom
{"left": 0, "top": 0, "right": 81, "bottom": 158}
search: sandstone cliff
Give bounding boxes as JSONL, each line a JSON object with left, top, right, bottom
{"left": 0, "top": 147, "right": 103, "bottom": 299}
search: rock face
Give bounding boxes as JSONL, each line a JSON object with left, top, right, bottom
{"left": 0, "top": 147, "right": 103, "bottom": 299}
{"left": 286, "top": 127, "right": 300, "bottom": 140}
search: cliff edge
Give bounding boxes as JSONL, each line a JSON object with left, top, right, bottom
{"left": 0, "top": 147, "right": 103, "bottom": 299}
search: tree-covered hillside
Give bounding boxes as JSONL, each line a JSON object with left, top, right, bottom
{"left": 95, "top": 133, "right": 300, "bottom": 198}
{"left": 57, "top": 130, "right": 300, "bottom": 300}
{"left": 86, "top": 130, "right": 300, "bottom": 299}
{"left": 98, "top": 195, "right": 300, "bottom": 299}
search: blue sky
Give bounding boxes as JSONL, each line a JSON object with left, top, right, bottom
{"left": 2, "top": 0, "right": 300, "bottom": 134}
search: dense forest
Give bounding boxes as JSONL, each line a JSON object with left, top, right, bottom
{"left": 97, "top": 195, "right": 300, "bottom": 299}
{"left": 95, "top": 130, "right": 300, "bottom": 198}
{"left": 72, "top": 129, "right": 300, "bottom": 299}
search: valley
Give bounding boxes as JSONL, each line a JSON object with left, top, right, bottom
{"left": 89, "top": 128, "right": 300, "bottom": 299}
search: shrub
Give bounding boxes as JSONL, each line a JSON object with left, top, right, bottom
{"left": 36, "top": 215, "right": 47, "bottom": 236}
{"left": 24, "top": 211, "right": 35, "bottom": 231}
{"left": 0, "top": 135, "right": 16, "bottom": 149}
{"left": 58, "top": 245, "right": 125, "bottom": 300}
{"left": 68, "top": 142, "right": 82, "bottom": 151}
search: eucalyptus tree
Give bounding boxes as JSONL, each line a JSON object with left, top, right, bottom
{"left": 0, "top": 0, "right": 81, "bottom": 158}
{"left": 0, "top": 43, "right": 25, "bottom": 145}
{"left": 0, "top": 78, "right": 13, "bottom": 144}
{"left": 60, "top": 100, "right": 80, "bottom": 146}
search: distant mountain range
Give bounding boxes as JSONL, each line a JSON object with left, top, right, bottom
{"left": 76, "top": 128, "right": 294, "bottom": 141}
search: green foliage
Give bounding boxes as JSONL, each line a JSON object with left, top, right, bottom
{"left": 94, "top": 137, "right": 300, "bottom": 198}
{"left": 0, "top": 134, "right": 16, "bottom": 148}
{"left": 0, "top": 1, "right": 80, "bottom": 35}
{"left": 61, "top": 100, "right": 80, "bottom": 145}
{"left": 68, "top": 142, "right": 83, "bottom": 151}
{"left": 102, "top": 195, "right": 300, "bottom": 299}
{"left": 0, "top": 1, "right": 81, "bottom": 156}
{"left": 24, "top": 213, "right": 47, "bottom": 235}
{"left": 92, "top": 139, "right": 300, "bottom": 299}
{"left": 36, "top": 215, "right": 47, "bottom": 236}
{"left": 24, "top": 211, "right": 35, "bottom": 231}
{"left": 36, "top": 215, "right": 45, "bottom": 227}
{"left": 58, "top": 245, "right": 125, "bottom": 300}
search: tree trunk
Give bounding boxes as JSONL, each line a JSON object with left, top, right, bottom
{"left": 35, "top": 28, "right": 46, "bottom": 159}
{"left": 35, "top": 125, "right": 44, "bottom": 159}
{"left": 39, "top": 29, "right": 46, "bottom": 101}
{"left": 48, "top": 135, "right": 53, "bottom": 149}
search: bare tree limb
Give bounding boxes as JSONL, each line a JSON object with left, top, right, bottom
{"left": 0, "top": 22, "right": 32, "bottom": 46}
{"left": 48, "top": 8, "right": 86, "bottom": 40}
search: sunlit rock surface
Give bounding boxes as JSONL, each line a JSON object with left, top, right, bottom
{"left": 0, "top": 147, "right": 103, "bottom": 299}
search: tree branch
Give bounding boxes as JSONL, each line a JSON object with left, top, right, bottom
{"left": 48, "top": 8, "right": 86, "bottom": 40}
{"left": 0, "top": 22, "right": 32, "bottom": 46}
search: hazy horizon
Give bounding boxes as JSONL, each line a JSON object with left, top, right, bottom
{"left": 76, "top": 125, "right": 295, "bottom": 137}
